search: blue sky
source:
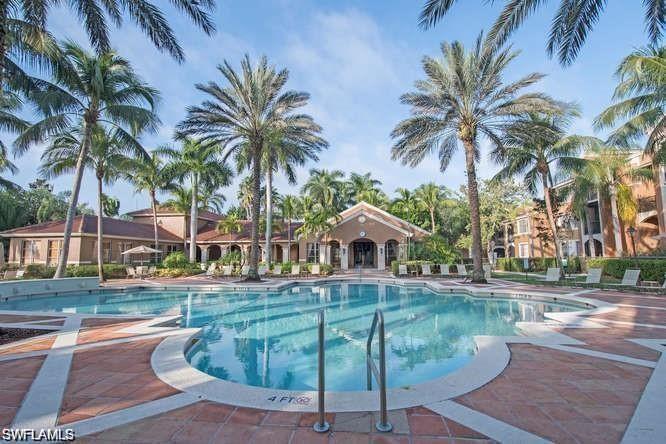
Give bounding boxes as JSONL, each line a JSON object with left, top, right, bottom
{"left": 7, "top": 0, "right": 648, "bottom": 213}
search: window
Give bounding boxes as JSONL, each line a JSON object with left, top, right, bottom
{"left": 120, "top": 242, "right": 132, "bottom": 264}
{"left": 518, "top": 243, "right": 529, "bottom": 258}
{"left": 517, "top": 218, "right": 529, "bottom": 234}
{"left": 306, "top": 243, "right": 320, "bottom": 263}
{"left": 47, "top": 240, "right": 62, "bottom": 266}
{"left": 103, "top": 241, "right": 112, "bottom": 263}
{"left": 21, "top": 240, "right": 37, "bottom": 264}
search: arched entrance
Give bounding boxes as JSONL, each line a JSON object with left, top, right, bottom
{"left": 274, "top": 245, "right": 283, "bottom": 263}
{"left": 349, "top": 238, "right": 376, "bottom": 268}
{"left": 229, "top": 244, "right": 241, "bottom": 254}
{"left": 584, "top": 239, "right": 603, "bottom": 257}
{"left": 208, "top": 245, "right": 222, "bottom": 261}
{"left": 385, "top": 240, "right": 398, "bottom": 266}
{"left": 493, "top": 246, "right": 505, "bottom": 258}
{"left": 329, "top": 241, "right": 341, "bottom": 268}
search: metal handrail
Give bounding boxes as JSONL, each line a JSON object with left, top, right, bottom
{"left": 366, "top": 309, "right": 392, "bottom": 432}
{"left": 313, "top": 309, "right": 330, "bottom": 433}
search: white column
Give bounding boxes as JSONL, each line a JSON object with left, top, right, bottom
{"left": 340, "top": 243, "right": 348, "bottom": 270}
{"left": 377, "top": 243, "right": 385, "bottom": 271}
{"left": 319, "top": 243, "right": 327, "bottom": 264}
{"left": 282, "top": 245, "right": 290, "bottom": 263}
{"left": 201, "top": 246, "right": 208, "bottom": 263}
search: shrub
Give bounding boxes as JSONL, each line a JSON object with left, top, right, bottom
{"left": 411, "top": 235, "right": 460, "bottom": 263}
{"left": 66, "top": 264, "right": 128, "bottom": 279}
{"left": 304, "top": 263, "right": 333, "bottom": 275}
{"left": 163, "top": 252, "right": 189, "bottom": 269}
{"left": 154, "top": 267, "right": 204, "bottom": 278}
{"left": 587, "top": 258, "right": 666, "bottom": 282}
{"left": 276, "top": 261, "right": 292, "bottom": 274}
{"left": 24, "top": 264, "right": 56, "bottom": 279}
{"left": 495, "top": 257, "right": 582, "bottom": 273}
{"left": 218, "top": 251, "right": 242, "bottom": 266}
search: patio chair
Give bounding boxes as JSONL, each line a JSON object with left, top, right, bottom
{"left": 421, "top": 264, "right": 432, "bottom": 277}
{"left": 310, "top": 264, "right": 321, "bottom": 277}
{"left": 608, "top": 269, "right": 640, "bottom": 287}
{"left": 456, "top": 264, "right": 470, "bottom": 283}
{"left": 544, "top": 267, "right": 561, "bottom": 283}
{"left": 222, "top": 265, "right": 233, "bottom": 278}
{"left": 258, "top": 265, "right": 268, "bottom": 276}
{"left": 290, "top": 264, "right": 301, "bottom": 277}
{"left": 125, "top": 267, "right": 136, "bottom": 279}
{"left": 147, "top": 266, "right": 156, "bottom": 277}
{"left": 15, "top": 269, "right": 25, "bottom": 279}
{"left": 2, "top": 270, "right": 17, "bottom": 280}
{"left": 398, "top": 264, "right": 408, "bottom": 277}
{"left": 241, "top": 265, "right": 249, "bottom": 277}
{"left": 585, "top": 268, "right": 602, "bottom": 285}
{"left": 483, "top": 264, "right": 492, "bottom": 280}
{"left": 439, "top": 264, "right": 452, "bottom": 277}
{"left": 205, "top": 263, "right": 217, "bottom": 277}
{"left": 272, "top": 264, "right": 282, "bottom": 276}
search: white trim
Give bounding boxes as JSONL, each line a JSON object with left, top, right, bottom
{"left": 336, "top": 202, "right": 430, "bottom": 235}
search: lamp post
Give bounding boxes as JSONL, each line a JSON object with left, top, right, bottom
{"left": 627, "top": 226, "right": 637, "bottom": 257}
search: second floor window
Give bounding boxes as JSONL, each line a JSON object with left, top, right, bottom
{"left": 517, "top": 218, "right": 529, "bottom": 234}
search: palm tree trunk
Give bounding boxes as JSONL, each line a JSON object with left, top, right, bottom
{"left": 0, "top": 4, "right": 7, "bottom": 92}
{"left": 96, "top": 175, "right": 106, "bottom": 282}
{"left": 430, "top": 208, "right": 436, "bottom": 234}
{"left": 53, "top": 120, "right": 93, "bottom": 279}
{"left": 609, "top": 185, "right": 624, "bottom": 256}
{"left": 189, "top": 173, "right": 198, "bottom": 263}
{"left": 585, "top": 205, "right": 597, "bottom": 256}
{"left": 287, "top": 218, "right": 292, "bottom": 261}
{"left": 542, "top": 175, "right": 564, "bottom": 276}
{"left": 462, "top": 139, "right": 484, "bottom": 283}
{"left": 248, "top": 144, "right": 262, "bottom": 280}
{"left": 264, "top": 168, "right": 273, "bottom": 267}
{"left": 150, "top": 190, "right": 159, "bottom": 251}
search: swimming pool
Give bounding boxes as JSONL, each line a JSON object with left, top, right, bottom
{"left": 0, "top": 283, "right": 576, "bottom": 391}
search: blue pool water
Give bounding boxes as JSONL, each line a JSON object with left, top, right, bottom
{"left": 0, "top": 283, "right": 575, "bottom": 391}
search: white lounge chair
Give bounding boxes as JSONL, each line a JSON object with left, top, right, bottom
{"left": 125, "top": 267, "right": 136, "bottom": 279}
{"left": 241, "top": 265, "right": 249, "bottom": 277}
{"left": 544, "top": 267, "right": 561, "bottom": 282}
{"left": 456, "top": 264, "right": 467, "bottom": 277}
{"left": 3, "top": 270, "right": 17, "bottom": 280}
{"left": 205, "top": 263, "right": 217, "bottom": 277}
{"left": 258, "top": 265, "right": 268, "bottom": 276}
{"left": 421, "top": 264, "right": 432, "bottom": 276}
{"left": 222, "top": 265, "right": 233, "bottom": 278}
{"left": 272, "top": 264, "right": 282, "bottom": 276}
{"left": 310, "top": 264, "right": 320, "bottom": 277}
{"left": 483, "top": 264, "right": 491, "bottom": 280}
{"left": 398, "top": 264, "right": 408, "bottom": 277}
{"left": 608, "top": 269, "right": 640, "bottom": 287}
{"left": 585, "top": 268, "right": 602, "bottom": 285}
{"left": 147, "top": 266, "right": 156, "bottom": 277}
{"left": 439, "top": 264, "right": 451, "bottom": 277}
{"left": 291, "top": 264, "right": 301, "bottom": 277}
{"left": 15, "top": 269, "right": 25, "bottom": 279}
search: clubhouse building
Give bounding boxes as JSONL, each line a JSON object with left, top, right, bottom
{"left": 1, "top": 202, "right": 429, "bottom": 271}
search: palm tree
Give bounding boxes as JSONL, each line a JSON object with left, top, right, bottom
{"left": 302, "top": 169, "right": 346, "bottom": 211}
{"left": 567, "top": 138, "right": 653, "bottom": 256}
{"left": 40, "top": 124, "right": 148, "bottom": 281}
{"left": 356, "top": 188, "right": 389, "bottom": 209}
{"left": 176, "top": 55, "right": 327, "bottom": 281}
{"left": 419, "top": 0, "right": 665, "bottom": 66}
{"left": 391, "top": 35, "right": 558, "bottom": 282}
{"left": 281, "top": 194, "right": 299, "bottom": 259}
{"left": 217, "top": 213, "right": 243, "bottom": 235}
{"left": 346, "top": 172, "right": 382, "bottom": 205}
{"left": 2, "top": 0, "right": 215, "bottom": 71}
{"left": 237, "top": 176, "right": 254, "bottom": 220}
{"left": 596, "top": 46, "right": 666, "bottom": 162}
{"left": 390, "top": 187, "right": 421, "bottom": 226}
{"left": 491, "top": 110, "right": 583, "bottom": 273}
{"left": 0, "top": 92, "right": 23, "bottom": 189}
{"left": 14, "top": 42, "right": 159, "bottom": 279}
{"left": 158, "top": 138, "right": 232, "bottom": 263}
{"left": 414, "top": 183, "right": 443, "bottom": 234}
{"left": 125, "top": 151, "right": 176, "bottom": 251}
{"left": 164, "top": 185, "right": 192, "bottom": 251}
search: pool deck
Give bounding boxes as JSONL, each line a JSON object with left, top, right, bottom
{"left": 0, "top": 275, "right": 664, "bottom": 443}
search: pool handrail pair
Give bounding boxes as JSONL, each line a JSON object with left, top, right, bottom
{"left": 313, "top": 308, "right": 392, "bottom": 434}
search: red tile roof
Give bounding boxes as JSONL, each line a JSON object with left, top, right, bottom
{"left": 126, "top": 207, "right": 223, "bottom": 221}
{"left": 196, "top": 220, "right": 303, "bottom": 243}
{"left": 0, "top": 215, "right": 182, "bottom": 242}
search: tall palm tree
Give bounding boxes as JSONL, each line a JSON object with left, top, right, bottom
{"left": 346, "top": 172, "right": 382, "bottom": 205}
{"left": 281, "top": 194, "right": 299, "bottom": 260}
{"left": 302, "top": 169, "right": 346, "bottom": 212}
{"left": 158, "top": 138, "right": 232, "bottom": 263}
{"left": 567, "top": 138, "right": 653, "bottom": 256}
{"left": 125, "top": 151, "right": 176, "bottom": 251}
{"left": 40, "top": 124, "right": 148, "bottom": 281}
{"left": 419, "top": 0, "right": 665, "bottom": 66}
{"left": 217, "top": 213, "right": 243, "bottom": 235}
{"left": 2, "top": 0, "right": 216, "bottom": 71}
{"left": 356, "top": 188, "right": 389, "bottom": 209}
{"left": 390, "top": 187, "right": 422, "bottom": 226}
{"left": 491, "top": 110, "right": 583, "bottom": 273}
{"left": 596, "top": 46, "right": 666, "bottom": 162}
{"left": 391, "top": 35, "right": 558, "bottom": 282}
{"left": 14, "top": 42, "right": 159, "bottom": 278}
{"left": 176, "top": 55, "right": 327, "bottom": 281}
{"left": 237, "top": 176, "right": 254, "bottom": 220}
{"left": 414, "top": 183, "right": 443, "bottom": 234}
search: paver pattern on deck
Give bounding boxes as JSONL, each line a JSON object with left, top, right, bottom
{"left": 0, "top": 280, "right": 662, "bottom": 443}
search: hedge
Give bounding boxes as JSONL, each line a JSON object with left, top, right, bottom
{"left": 495, "top": 257, "right": 581, "bottom": 273}
{"left": 163, "top": 252, "right": 189, "bottom": 269}
{"left": 587, "top": 258, "right": 666, "bottom": 282}
{"left": 18, "top": 264, "right": 131, "bottom": 279}
{"left": 154, "top": 267, "right": 204, "bottom": 278}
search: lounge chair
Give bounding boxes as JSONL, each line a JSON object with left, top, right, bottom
{"left": 258, "top": 265, "right": 268, "bottom": 276}
{"left": 398, "top": 264, "right": 408, "bottom": 277}
{"left": 439, "top": 264, "right": 451, "bottom": 277}
{"left": 456, "top": 264, "right": 468, "bottom": 277}
{"left": 205, "top": 263, "right": 217, "bottom": 277}
{"left": 15, "top": 269, "right": 25, "bottom": 279}
{"left": 421, "top": 264, "right": 432, "bottom": 277}
{"left": 608, "top": 269, "right": 640, "bottom": 287}
{"left": 241, "top": 265, "right": 249, "bottom": 277}
{"left": 585, "top": 268, "right": 602, "bottom": 285}
{"left": 310, "top": 264, "right": 321, "bottom": 277}
{"left": 222, "top": 265, "right": 233, "bottom": 278}
{"left": 483, "top": 264, "right": 491, "bottom": 280}
{"left": 543, "top": 267, "right": 561, "bottom": 283}
{"left": 2, "top": 270, "right": 17, "bottom": 280}
{"left": 290, "top": 264, "right": 301, "bottom": 277}
{"left": 273, "top": 264, "right": 282, "bottom": 276}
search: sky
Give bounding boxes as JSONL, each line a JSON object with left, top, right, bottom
{"left": 5, "top": 0, "right": 650, "bottom": 214}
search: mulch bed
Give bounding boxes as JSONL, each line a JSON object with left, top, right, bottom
{"left": 0, "top": 328, "right": 47, "bottom": 345}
